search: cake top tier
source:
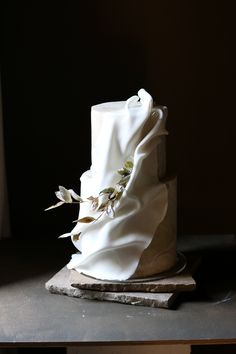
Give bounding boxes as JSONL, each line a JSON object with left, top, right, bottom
{"left": 91, "top": 89, "right": 153, "bottom": 115}
{"left": 92, "top": 101, "right": 126, "bottom": 113}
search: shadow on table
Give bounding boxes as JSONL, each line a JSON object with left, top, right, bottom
{"left": 0, "top": 238, "right": 75, "bottom": 287}
{"left": 1, "top": 234, "right": 236, "bottom": 309}
{"left": 175, "top": 235, "right": 236, "bottom": 308}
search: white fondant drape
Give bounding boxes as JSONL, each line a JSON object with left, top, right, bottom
{"left": 67, "top": 89, "right": 168, "bottom": 280}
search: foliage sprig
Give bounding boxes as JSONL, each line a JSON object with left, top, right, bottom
{"left": 45, "top": 159, "right": 133, "bottom": 246}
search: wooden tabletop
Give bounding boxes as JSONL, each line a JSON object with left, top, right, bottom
{"left": 0, "top": 234, "right": 236, "bottom": 347}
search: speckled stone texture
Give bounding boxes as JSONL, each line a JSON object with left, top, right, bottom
{"left": 45, "top": 257, "right": 199, "bottom": 308}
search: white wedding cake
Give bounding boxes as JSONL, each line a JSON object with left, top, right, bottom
{"left": 66, "top": 89, "right": 177, "bottom": 281}
{"left": 47, "top": 89, "right": 177, "bottom": 281}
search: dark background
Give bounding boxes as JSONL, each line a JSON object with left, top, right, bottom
{"left": 1, "top": 0, "right": 235, "bottom": 240}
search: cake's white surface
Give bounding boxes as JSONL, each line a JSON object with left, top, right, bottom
{"left": 67, "top": 89, "right": 176, "bottom": 281}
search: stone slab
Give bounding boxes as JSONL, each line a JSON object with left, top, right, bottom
{"left": 45, "top": 256, "right": 200, "bottom": 309}
{"left": 45, "top": 266, "right": 176, "bottom": 308}
{"left": 75, "top": 287, "right": 179, "bottom": 309}
{"left": 70, "top": 255, "right": 194, "bottom": 293}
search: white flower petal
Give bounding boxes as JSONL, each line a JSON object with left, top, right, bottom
{"left": 97, "top": 193, "right": 109, "bottom": 211}
{"left": 58, "top": 186, "right": 72, "bottom": 203}
{"left": 55, "top": 191, "right": 64, "bottom": 201}
{"left": 58, "top": 232, "right": 72, "bottom": 238}
{"left": 68, "top": 189, "right": 83, "bottom": 202}
{"left": 44, "top": 201, "right": 64, "bottom": 211}
{"left": 107, "top": 203, "right": 115, "bottom": 218}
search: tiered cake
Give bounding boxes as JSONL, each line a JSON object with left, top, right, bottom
{"left": 66, "top": 89, "right": 177, "bottom": 281}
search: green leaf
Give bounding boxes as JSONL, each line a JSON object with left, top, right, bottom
{"left": 99, "top": 187, "right": 115, "bottom": 195}
{"left": 115, "top": 191, "right": 123, "bottom": 200}
{"left": 117, "top": 168, "right": 130, "bottom": 176}
{"left": 124, "top": 160, "right": 133, "bottom": 170}
{"left": 118, "top": 175, "right": 130, "bottom": 186}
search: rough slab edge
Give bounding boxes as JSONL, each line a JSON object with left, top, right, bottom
{"left": 45, "top": 266, "right": 176, "bottom": 308}
{"left": 70, "top": 254, "right": 199, "bottom": 293}
{"left": 70, "top": 252, "right": 190, "bottom": 293}
{"left": 76, "top": 288, "right": 179, "bottom": 309}
{"left": 45, "top": 256, "right": 200, "bottom": 309}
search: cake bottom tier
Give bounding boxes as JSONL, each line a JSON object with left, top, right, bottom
{"left": 132, "top": 177, "right": 177, "bottom": 279}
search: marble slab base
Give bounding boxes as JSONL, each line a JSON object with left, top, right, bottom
{"left": 45, "top": 257, "right": 200, "bottom": 309}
